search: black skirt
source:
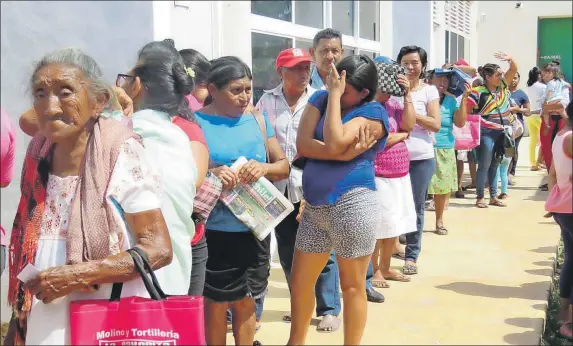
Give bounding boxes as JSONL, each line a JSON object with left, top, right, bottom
{"left": 203, "top": 230, "right": 271, "bottom": 302}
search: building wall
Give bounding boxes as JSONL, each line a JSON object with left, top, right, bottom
{"left": 0, "top": 0, "right": 154, "bottom": 235}
{"left": 475, "top": 0, "right": 573, "bottom": 88}
{"left": 392, "top": 1, "right": 432, "bottom": 63}
{"left": 0, "top": 0, "right": 155, "bottom": 321}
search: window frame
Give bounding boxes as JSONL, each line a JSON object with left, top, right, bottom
{"left": 250, "top": 1, "right": 384, "bottom": 103}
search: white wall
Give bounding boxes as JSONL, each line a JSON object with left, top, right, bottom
{"left": 392, "top": 1, "right": 432, "bottom": 63}
{"left": 170, "top": 1, "right": 216, "bottom": 59}
{"left": 475, "top": 0, "right": 572, "bottom": 88}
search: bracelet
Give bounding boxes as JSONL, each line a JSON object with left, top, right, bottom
{"left": 404, "top": 99, "right": 413, "bottom": 104}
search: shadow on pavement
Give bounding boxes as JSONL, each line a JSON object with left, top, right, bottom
{"left": 261, "top": 309, "right": 291, "bottom": 324}
{"left": 503, "top": 317, "right": 544, "bottom": 345}
{"left": 530, "top": 245, "right": 558, "bottom": 254}
{"left": 435, "top": 281, "right": 549, "bottom": 300}
{"left": 525, "top": 268, "right": 554, "bottom": 276}
{"left": 532, "top": 260, "right": 554, "bottom": 266}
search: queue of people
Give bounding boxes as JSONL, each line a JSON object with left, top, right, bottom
{"left": 1, "top": 26, "right": 571, "bottom": 345}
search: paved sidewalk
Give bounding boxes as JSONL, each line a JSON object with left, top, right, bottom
{"left": 243, "top": 138, "right": 561, "bottom": 345}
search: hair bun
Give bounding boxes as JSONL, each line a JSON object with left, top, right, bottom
{"left": 163, "top": 39, "right": 175, "bottom": 47}
{"left": 552, "top": 58, "right": 561, "bottom": 65}
{"left": 172, "top": 62, "right": 195, "bottom": 95}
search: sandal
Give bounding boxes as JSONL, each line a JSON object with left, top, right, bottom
{"left": 402, "top": 263, "right": 418, "bottom": 275}
{"left": 384, "top": 270, "right": 411, "bottom": 282}
{"left": 435, "top": 225, "right": 448, "bottom": 235}
{"left": 476, "top": 200, "right": 488, "bottom": 208}
{"left": 455, "top": 191, "right": 465, "bottom": 198}
{"left": 317, "top": 315, "right": 341, "bottom": 333}
{"left": 544, "top": 212, "right": 554, "bottom": 218}
{"left": 462, "top": 184, "right": 476, "bottom": 191}
{"left": 489, "top": 199, "right": 506, "bottom": 207}
{"left": 392, "top": 252, "right": 406, "bottom": 260}
{"left": 425, "top": 200, "right": 435, "bottom": 211}
{"left": 282, "top": 312, "right": 292, "bottom": 323}
{"left": 539, "top": 183, "right": 549, "bottom": 191}
{"left": 559, "top": 322, "right": 572, "bottom": 340}
{"left": 498, "top": 193, "right": 508, "bottom": 200}
{"left": 371, "top": 279, "right": 390, "bottom": 288}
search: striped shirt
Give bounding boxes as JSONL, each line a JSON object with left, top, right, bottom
{"left": 467, "top": 80, "right": 513, "bottom": 129}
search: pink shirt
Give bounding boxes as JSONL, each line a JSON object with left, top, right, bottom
{"left": 546, "top": 130, "right": 572, "bottom": 213}
{"left": 374, "top": 98, "right": 410, "bottom": 178}
{"left": 185, "top": 94, "right": 203, "bottom": 112}
{"left": 1, "top": 108, "right": 16, "bottom": 245}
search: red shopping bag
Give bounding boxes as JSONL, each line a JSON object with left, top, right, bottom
{"left": 69, "top": 248, "right": 205, "bottom": 345}
{"left": 454, "top": 114, "right": 481, "bottom": 150}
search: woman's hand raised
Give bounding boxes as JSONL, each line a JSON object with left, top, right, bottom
{"left": 326, "top": 62, "right": 346, "bottom": 96}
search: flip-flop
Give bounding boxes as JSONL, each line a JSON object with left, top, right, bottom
{"left": 402, "top": 264, "right": 418, "bottom": 275}
{"left": 476, "top": 201, "right": 488, "bottom": 208}
{"left": 392, "top": 252, "right": 406, "bottom": 260}
{"left": 371, "top": 279, "right": 390, "bottom": 288}
{"left": 282, "top": 312, "right": 292, "bottom": 323}
{"left": 559, "top": 322, "right": 572, "bottom": 340}
{"left": 317, "top": 315, "right": 341, "bottom": 333}
{"left": 489, "top": 199, "right": 506, "bottom": 207}
{"left": 435, "top": 225, "right": 448, "bottom": 235}
{"left": 383, "top": 271, "right": 411, "bottom": 282}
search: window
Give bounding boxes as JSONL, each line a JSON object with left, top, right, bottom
{"left": 445, "top": 30, "right": 468, "bottom": 64}
{"left": 359, "top": 1, "right": 379, "bottom": 41}
{"left": 343, "top": 46, "right": 356, "bottom": 58}
{"left": 251, "top": 1, "right": 323, "bottom": 28}
{"left": 362, "top": 51, "right": 378, "bottom": 60}
{"left": 295, "top": 38, "right": 313, "bottom": 52}
{"left": 251, "top": 1, "right": 291, "bottom": 22}
{"left": 332, "top": 0, "right": 354, "bottom": 36}
{"left": 251, "top": 32, "right": 293, "bottom": 104}
{"left": 450, "top": 31, "right": 458, "bottom": 64}
{"left": 295, "top": 1, "right": 323, "bottom": 28}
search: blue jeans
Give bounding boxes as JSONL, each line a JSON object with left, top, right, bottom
{"left": 494, "top": 156, "right": 512, "bottom": 195}
{"left": 476, "top": 129, "right": 503, "bottom": 199}
{"left": 554, "top": 213, "right": 573, "bottom": 305}
{"left": 405, "top": 158, "right": 436, "bottom": 262}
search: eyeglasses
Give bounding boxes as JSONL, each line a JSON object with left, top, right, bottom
{"left": 116, "top": 74, "right": 135, "bottom": 87}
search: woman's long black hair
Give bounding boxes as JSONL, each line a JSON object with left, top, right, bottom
{"left": 527, "top": 67, "right": 540, "bottom": 87}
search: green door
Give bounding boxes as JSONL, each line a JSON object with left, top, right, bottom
{"left": 538, "top": 17, "right": 573, "bottom": 82}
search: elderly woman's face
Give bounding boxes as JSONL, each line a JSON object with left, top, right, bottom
{"left": 209, "top": 76, "right": 252, "bottom": 116}
{"left": 33, "top": 64, "right": 101, "bottom": 143}
{"left": 486, "top": 68, "right": 504, "bottom": 88}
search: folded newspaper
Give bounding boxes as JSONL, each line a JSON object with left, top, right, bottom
{"left": 220, "top": 157, "right": 295, "bottom": 241}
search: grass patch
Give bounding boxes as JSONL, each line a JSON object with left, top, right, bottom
{"left": 1, "top": 321, "right": 7, "bottom": 345}
{"left": 542, "top": 239, "right": 570, "bottom": 345}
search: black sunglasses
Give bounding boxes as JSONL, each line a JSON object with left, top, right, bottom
{"left": 116, "top": 74, "right": 135, "bottom": 87}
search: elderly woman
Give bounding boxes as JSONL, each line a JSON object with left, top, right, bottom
{"left": 5, "top": 48, "right": 173, "bottom": 345}
{"left": 194, "top": 56, "right": 290, "bottom": 346}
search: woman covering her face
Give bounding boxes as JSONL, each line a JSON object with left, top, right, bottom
{"left": 289, "top": 55, "right": 389, "bottom": 346}
{"left": 6, "top": 48, "right": 173, "bottom": 345}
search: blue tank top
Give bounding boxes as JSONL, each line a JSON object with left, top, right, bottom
{"left": 302, "top": 90, "right": 389, "bottom": 206}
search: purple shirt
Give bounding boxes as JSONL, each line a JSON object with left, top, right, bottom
{"left": 302, "top": 90, "right": 389, "bottom": 206}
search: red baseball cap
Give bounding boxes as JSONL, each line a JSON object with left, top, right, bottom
{"left": 276, "top": 48, "right": 312, "bottom": 69}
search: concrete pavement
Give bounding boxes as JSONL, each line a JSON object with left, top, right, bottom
{"left": 241, "top": 137, "right": 561, "bottom": 345}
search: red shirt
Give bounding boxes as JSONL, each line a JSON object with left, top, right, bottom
{"left": 172, "top": 116, "right": 209, "bottom": 245}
